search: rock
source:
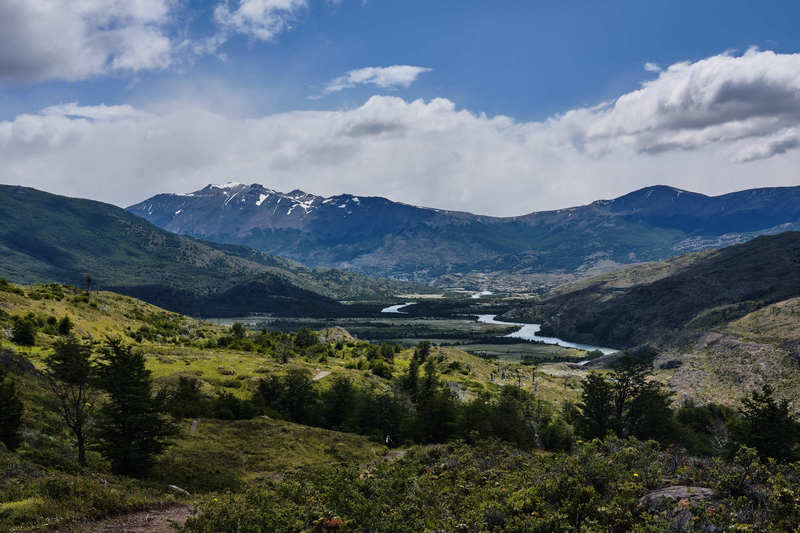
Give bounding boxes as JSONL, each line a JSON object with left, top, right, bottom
{"left": 168, "top": 484, "right": 191, "bottom": 496}
{"left": 639, "top": 486, "right": 715, "bottom": 509}
{"left": 319, "top": 326, "right": 355, "bottom": 344}
{"left": 0, "top": 348, "right": 36, "bottom": 375}
{"left": 659, "top": 359, "right": 683, "bottom": 369}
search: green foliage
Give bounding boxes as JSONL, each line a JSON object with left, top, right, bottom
{"left": 0, "top": 277, "right": 24, "bottom": 295}
{"left": 183, "top": 438, "right": 800, "bottom": 532}
{"left": 0, "top": 368, "right": 24, "bottom": 451}
{"left": 44, "top": 337, "right": 95, "bottom": 466}
{"left": 94, "top": 339, "right": 175, "bottom": 477}
{"left": 230, "top": 322, "right": 246, "bottom": 339}
{"left": 11, "top": 318, "right": 37, "bottom": 346}
{"left": 735, "top": 384, "right": 800, "bottom": 461}
{"left": 576, "top": 357, "right": 675, "bottom": 443}
{"left": 163, "top": 377, "right": 209, "bottom": 419}
{"left": 294, "top": 327, "right": 318, "bottom": 350}
{"left": 57, "top": 315, "right": 73, "bottom": 336}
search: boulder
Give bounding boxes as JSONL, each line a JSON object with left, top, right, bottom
{"left": 639, "top": 486, "right": 715, "bottom": 510}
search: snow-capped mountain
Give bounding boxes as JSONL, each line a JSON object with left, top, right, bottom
{"left": 128, "top": 183, "right": 800, "bottom": 281}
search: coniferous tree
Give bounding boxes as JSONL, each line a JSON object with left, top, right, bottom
{"left": 576, "top": 372, "right": 614, "bottom": 439}
{"left": 736, "top": 384, "right": 800, "bottom": 461}
{"left": 94, "top": 339, "right": 174, "bottom": 477}
{"left": 45, "top": 337, "right": 95, "bottom": 466}
{"left": 57, "top": 315, "right": 73, "bottom": 336}
{"left": 402, "top": 356, "right": 421, "bottom": 402}
{"left": 0, "top": 367, "right": 24, "bottom": 451}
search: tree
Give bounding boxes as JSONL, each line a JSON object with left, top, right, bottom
{"left": 576, "top": 373, "right": 614, "bottom": 439}
{"left": 402, "top": 356, "right": 421, "bottom": 402}
{"left": 415, "top": 341, "right": 432, "bottom": 362}
{"left": 231, "top": 322, "right": 246, "bottom": 339}
{"left": 86, "top": 274, "right": 93, "bottom": 292}
{"left": 11, "top": 319, "right": 37, "bottom": 346}
{"left": 44, "top": 337, "right": 95, "bottom": 466}
{"left": 280, "top": 368, "right": 316, "bottom": 423}
{"left": 57, "top": 315, "right": 73, "bottom": 336}
{"left": 294, "top": 327, "right": 318, "bottom": 350}
{"left": 0, "top": 367, "right": 24, "bottom": 451}
{"left": 320, "top": 376, "right": 356, "bottom": 430}
{"left": 736, "top": 384, "right": 800, "bottom": 461}
{"left": 163, "top": 376, "right": 208, "bottom": 419}
{"left": 576, "top": 357, "right": 674, "bottom": 442}
{"left": 94, "top": 339, "right": 174, "bottom": 477}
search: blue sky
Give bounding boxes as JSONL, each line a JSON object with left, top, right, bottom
{"left": 1, "top": 1, "right": 800, "bottom": 215}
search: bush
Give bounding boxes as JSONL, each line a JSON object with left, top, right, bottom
{"left": 11, "top": 319, "right": 36, "bottom": 346}
{"left": 0, "top": 369, "right": 24, "bottom": 451}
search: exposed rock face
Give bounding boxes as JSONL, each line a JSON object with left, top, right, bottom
{"left": 639, "top": 486, "right": 716, "bottom": 509}
{"left": 129, "top": 183, "right": 800, "bottom": 281}
{"left": 0, "top": 348, "right": 36, "bottom": 375}
{"left": 319, "top": 326, "right": 356, "bottom": 343}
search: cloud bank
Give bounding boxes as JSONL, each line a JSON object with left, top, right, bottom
{"left": 1, "top": 49, "right": 799, "bottom": 215}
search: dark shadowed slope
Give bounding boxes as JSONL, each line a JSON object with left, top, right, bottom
{"left": 506, "top": 232, "right": 800, "bottom": 348}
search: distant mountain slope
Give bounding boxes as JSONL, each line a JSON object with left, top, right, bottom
{"left": 0, "top": 186, "right": 426, "bottom": 316}
{"left": 128, "top": 183, "right": 800, "bottom": 281}
{"left": 505, "top": 232, "right": 800, "bottom": 348}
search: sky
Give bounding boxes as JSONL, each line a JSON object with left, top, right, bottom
{"left": 1, "top": 0, "right": 800, "bottom": 216}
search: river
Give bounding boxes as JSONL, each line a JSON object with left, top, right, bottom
{"left": 380, "top": 303, "right": 415, "bottom": 314}
{"left": 476, "top": 314, "right": 618, "bottom": 355}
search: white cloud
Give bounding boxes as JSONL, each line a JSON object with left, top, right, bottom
{"left": 214, "top": 0, "right": 307, "bottom": 42}
{"left": 2, "top": 50, "right": 800, "bottom": 216}
{"left": 323, "top": 65, "right": 432, "bottom": 94}
{"left": 644, "top": 62, "right": 661, "bottom": 72}
{"left": 0, "top": 0, "right": 176, "bottom": 83}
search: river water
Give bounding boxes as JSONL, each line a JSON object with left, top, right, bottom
{"left": 380, "top": 303, "right": 415, "bottom": 314}
{"left": 476, "top": 314, "right": 618, "bottom": 355}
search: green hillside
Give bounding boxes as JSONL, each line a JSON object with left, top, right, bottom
{"left": 0, "top": 186, "right": 428, "bottom": 317}
{"left": 1, "top": 282, "right": 799, "bottom": 531}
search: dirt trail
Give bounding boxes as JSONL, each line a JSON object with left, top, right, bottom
{"left": 63, "top": 504, "right": 195, "bottom": 533}
{"left": 312, "top": 370, "right": 331, "bottom": 381}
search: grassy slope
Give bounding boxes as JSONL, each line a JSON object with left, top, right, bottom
{"left": 1, "top": 283, "right": 554, "bottom": 531}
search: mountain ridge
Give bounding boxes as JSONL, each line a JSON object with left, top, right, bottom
{"left": 128, "top": 183, "right": 800, "bottom": 282}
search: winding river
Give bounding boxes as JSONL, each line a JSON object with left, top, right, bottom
{"left": 380, "top": 301, "right": 617, "bottom": 355}
{"left": 476, "top": 314, "right": 618, "bottom": 355}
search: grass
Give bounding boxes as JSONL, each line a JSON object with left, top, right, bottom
{"left": 152, "top": 417, "right": 382, "bottom": 493}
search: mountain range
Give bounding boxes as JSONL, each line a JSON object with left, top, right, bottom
{"left": 128, "top": 183, "right": 800, "bottom": 283}
{"left": 0, "top": 186, "right": 428, "bottom": 317}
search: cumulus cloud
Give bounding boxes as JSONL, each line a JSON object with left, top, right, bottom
{"left": 214, "top": 0, "right": 307, "bottom": 41}
{"left": 1, "top": 49, "right": 800, "bottom": 216}
{"left": 323, "top": 65, "right": 432, "bottom": 94}
{"left": 570, "top": 48, "right": 800, "bottom": 156}
{"left": 0, "top": 0, "right": 176, "bottom": 83}
{"left": 644, "top": 62, "right": 662, "bottom": 72}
